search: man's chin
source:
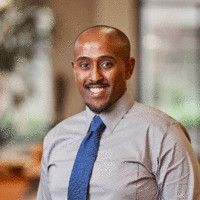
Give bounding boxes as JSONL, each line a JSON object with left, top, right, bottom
{"left": 86, "top": 102, "right": 111, "bottom": 114}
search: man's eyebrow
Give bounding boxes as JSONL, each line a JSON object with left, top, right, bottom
{"left": 76, "top": 56, "right": 89, "bottom": 62}
{"left": 76, "top": 55, "right": 115, "bottom": 62}
{"left": 99, "top": 55, "right": 115, "bottom": 60}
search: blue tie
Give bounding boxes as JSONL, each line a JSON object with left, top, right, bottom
{"left": 68, "top": 116, "right": 106, "bottom": 200}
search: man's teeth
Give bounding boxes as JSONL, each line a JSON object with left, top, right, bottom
{"left": 90, "top": 88, "right": 104, "bottom": 93}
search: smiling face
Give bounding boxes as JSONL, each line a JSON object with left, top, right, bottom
{"left": 72, "top": 27, "right": 135, "bottom": 113}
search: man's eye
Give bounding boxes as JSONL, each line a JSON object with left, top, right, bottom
{"left": 101, "top": 62, "right": 113, "bottom": 68}
{"left": 79, "top": 63, "right": 90, "bottom": 68}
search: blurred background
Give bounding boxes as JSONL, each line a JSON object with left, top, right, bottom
{"left": 0, "top": 0, "right": 199, "bottom": 199}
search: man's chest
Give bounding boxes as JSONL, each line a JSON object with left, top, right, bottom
{"left": 47, "top": 135, "right": 159, "bottom": 200}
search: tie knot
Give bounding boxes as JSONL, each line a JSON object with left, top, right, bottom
{"left": 90, "top": 116, "right": 106, "bottom": 133}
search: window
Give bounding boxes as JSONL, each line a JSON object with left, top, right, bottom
{"left": 140, "top": 0, "right": 200, "bottom": 156}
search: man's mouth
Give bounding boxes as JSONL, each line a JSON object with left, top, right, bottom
{"left": 88, "top": 86, "right": 107, "bottom": 96}
{"left": 84, "top": 83, "right": 109, "bottom": 96}
{"left": 89, "top": 88, "right": 104, "bottom": 93}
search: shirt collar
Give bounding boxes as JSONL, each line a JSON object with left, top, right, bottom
{"left": 85, "top": 89, "right": 134, "bottom": 133}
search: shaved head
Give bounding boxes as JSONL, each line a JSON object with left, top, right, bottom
{"left": 74, "top": 25, "right": 131, "bottom": 61}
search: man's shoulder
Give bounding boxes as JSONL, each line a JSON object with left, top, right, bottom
{"left": 44, "top": 110, "right": 86, "bottom": 141}
{"left": 128, "top": 102, "right": 179, "bottom": 128}
{"left": 125, "top": 101, "right": 191, "bottom": 142}
{"left": 58, "top": 110, "right": 86, "bottom": 127}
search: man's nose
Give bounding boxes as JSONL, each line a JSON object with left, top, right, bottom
{"left": 89, "top": 65, "right": 103, "bottom": 82}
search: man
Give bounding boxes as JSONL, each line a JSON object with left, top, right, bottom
{"left": 37, "top": 25, "right": 200, "bottom": 199}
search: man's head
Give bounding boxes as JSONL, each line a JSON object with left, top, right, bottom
{"left": 72, "top": 25, "right": 135, "bottom": 113}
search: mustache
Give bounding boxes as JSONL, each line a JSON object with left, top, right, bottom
{"left": 84, "top": 81, "right": 109, "bottom": 89}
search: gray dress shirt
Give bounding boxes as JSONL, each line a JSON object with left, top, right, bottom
{"left": 37, "top": 90, "right": 200, "bottom": 200}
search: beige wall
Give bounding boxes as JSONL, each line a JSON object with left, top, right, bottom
{"left": 49, "top": 0, "right": 94, "bottom": 121}
{"left": 49, "top": 0, "right": 139, "bottom": 121}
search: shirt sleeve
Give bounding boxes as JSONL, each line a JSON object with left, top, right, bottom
{"left": 37, "top": 135, "right": 52, "bottom": 200}
{"left": 157, "top": 123, "right": 200, "bottom": 199}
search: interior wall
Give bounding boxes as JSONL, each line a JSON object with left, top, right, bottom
{"left": 49, "top": 0, "right": 139, "bottom": 121}
{"left": 48, "top": 0, "right": 94, "bottom": 122}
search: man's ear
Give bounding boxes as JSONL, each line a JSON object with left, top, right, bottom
{"left": 125, "top": 57, "right": 135, "bottom": 80}
{"left": 71, "top": 61, "right": 77, "bottom": 82}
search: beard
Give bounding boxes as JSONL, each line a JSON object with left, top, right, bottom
{"left": 85, "top": 101, "right": 112, "bottom": 114}
{"left": 85, "top": 91, "right": 125, "bottom": 114}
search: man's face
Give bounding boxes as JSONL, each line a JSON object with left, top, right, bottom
{"left": 72, "top": 32, "right": 134, "bottom": 113}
